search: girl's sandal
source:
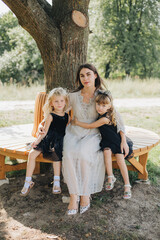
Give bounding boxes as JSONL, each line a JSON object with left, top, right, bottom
{"left": 105, "top": 175, "right": 116, "bottom": 191}
{"left": 52, "top": 185, "right": 62, "bottom": 194}
{"left": 20, "top": 181, "right": 35, "bottom": 197}
{"left": 52, "top": 180, "right": 61, "bottom": 194}
{"left": 123, "top": 184, "right": 132, "bottom": 199}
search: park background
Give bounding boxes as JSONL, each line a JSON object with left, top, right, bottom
{"left": 0, "top": 1, "right": 160, "bottom": 240}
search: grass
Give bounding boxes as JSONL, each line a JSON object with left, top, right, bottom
{"left": 0, "top": 109, "right": 34, "bottom": 127}
{"left": 104, "top": 78, "right": 160, "bottom": 98}
{"left": 119, "top": 106, "right": 160, "bottom": 184}
{"left": 0, "top": 78, "right": 160, "bottom": 100}
{"left": 0, "top": 83, "right": 45, "bottom": 100}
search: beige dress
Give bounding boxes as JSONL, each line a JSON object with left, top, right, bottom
{"left": 62, "top": 90, "right": 125, "bottom": 196}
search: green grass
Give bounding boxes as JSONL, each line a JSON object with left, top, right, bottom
{"left": 104, "top": 78, "right": 160, "bottom": 98}
{"left": 0, "top": 109, "right": 34, "bottom": 127}
{"left": 0, "top": 83, "right": 45, "bottom": 100}
{"left": 0, "top": 78, "right": 160, "bottom": 100}
{"left": 119, "top": 106, "right": 160, "bottom": 184}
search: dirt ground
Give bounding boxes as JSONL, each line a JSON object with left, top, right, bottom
{"left": 0, "top": 170, "right": 160, "bottom": 240}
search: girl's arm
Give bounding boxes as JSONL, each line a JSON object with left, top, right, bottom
{"left": 114, "top": 109, "right": 129, "bottom": 156}
{"left": 72, "top": 117, "right": 110, "bottom": 129}
{"left": 38, "top": 119, "right": 45, "bottom": 135}
{"left": 32, "top": 114, "right": 53, "bottom": 147}
{"left": 119, "top": 131, "right": 129, "bottom": 157}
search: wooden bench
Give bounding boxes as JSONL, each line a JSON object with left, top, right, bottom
{"left": 0, "top": 92, "right": 160, "bottom": 181}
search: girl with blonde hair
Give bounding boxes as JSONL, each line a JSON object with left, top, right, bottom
{"left": 21, "top": 87, "right": 70, "bottom": 196}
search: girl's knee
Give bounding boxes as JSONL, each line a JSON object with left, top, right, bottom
{"left": 116, "top": 154, "right": 125, "bottom": 165}
{"left": 104, "top": 148, "right": 112, "bottom": 157}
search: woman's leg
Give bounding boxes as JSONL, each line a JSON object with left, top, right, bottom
{"left": 80, "top": 195, "right": 90, "bottom": 206}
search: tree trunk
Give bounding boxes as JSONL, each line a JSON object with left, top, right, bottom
{"left": 2, "top": 0, "right": 90, "bottom": 92}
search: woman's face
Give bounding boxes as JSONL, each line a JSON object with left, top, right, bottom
{"left": 79, "top": 68, "right": 97, "bottom": 88}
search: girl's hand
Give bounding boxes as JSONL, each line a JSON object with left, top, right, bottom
{"left": 121, "top": 140, "right": 129, "bottom": 157}
{"left": 38, "top": 123, "right": 45, "bottom": 135}
{"left": 31, "top": 141, "right": 38, "bottom": 148}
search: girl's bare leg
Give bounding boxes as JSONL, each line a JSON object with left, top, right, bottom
{"left": 52, "top": 161, "right": 61, "bottom": 194}
{"left": 21, "top": 149, "right": 41, "bottom": 196}
{"left": 116, "top": 154, "right": 131, "bottom": 192}
{"left": 26, "top": 149, "right": 41, "bottom": 177}
{"left": 104, "top": 149, "right": 113, "bottom": 184}
{"left": 53, "top": 161, "right": 61, "bottom": 176}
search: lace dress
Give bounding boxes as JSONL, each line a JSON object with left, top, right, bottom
{"left": 62, "top": 91, "right": 125, "bottom": 196}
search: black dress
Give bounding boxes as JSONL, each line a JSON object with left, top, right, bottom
{"left": 98, "top": 113, "right": 133, "bottom": 160}
{"left": 34, "top": 112, "right": 69, "bottom": 161}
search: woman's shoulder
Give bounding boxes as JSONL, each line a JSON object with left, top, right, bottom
{"left": 69, "top": 91, "right": 80, "bottom": 96}
{"left": 69, "top": 91, "right": 80, "bottom": 101}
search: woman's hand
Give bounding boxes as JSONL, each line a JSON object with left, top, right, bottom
{"left": 71, "top": 117, "right": 78, "bottom": 125}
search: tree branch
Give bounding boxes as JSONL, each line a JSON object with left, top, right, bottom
{"left": 2, "top": 0, "right": 61, "bottom": 49}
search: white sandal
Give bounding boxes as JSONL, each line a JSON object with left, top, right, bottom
{"left": 105, "top": 175, "right": 116, "bottom": 191}
{"left": 52, "top": 180, "right": 61, "bottom": 194}
{"left": 20, "top": 181, "right": 35, "bottom": 197}
{"left": 123, "top": 184, "right": 132, "bottom": 199}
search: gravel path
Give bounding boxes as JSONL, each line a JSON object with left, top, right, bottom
{"left": 0, "top": 98, "right": 160, "bottom": 111}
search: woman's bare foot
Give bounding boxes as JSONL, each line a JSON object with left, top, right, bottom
{"left": 80, "top": 195, "right": 90, "bottom": 207}
{"left": 68, "top": 194, "right": 78, "bottom": 210}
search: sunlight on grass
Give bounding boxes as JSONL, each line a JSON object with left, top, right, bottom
{"left": 105, "top": 78, "right": 160, "bottom": 98}
{"left": 0, "top": 78, "right": 160, "bottom": 100}
{"left": 0, "top": 83, "right": 45, "bottom": 100}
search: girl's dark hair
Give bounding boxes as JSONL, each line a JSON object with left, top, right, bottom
{"left": 74, "top": 63, "right": 106, "bottom": 92}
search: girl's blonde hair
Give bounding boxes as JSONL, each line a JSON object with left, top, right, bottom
{"left": 43, "top": 87, "right": 69, "bottom": 119}
{"left": 95, "top": 90, "right": 117, "bottom": 126}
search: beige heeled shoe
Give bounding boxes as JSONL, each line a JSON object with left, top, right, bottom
{"left": 67, "top": 196, "right": 80, "bottom": 215}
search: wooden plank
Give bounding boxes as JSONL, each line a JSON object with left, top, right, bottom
{"left": 0, "top": 154, "right": 5, "bottom": 179}
{"left": 128, "top": 157, "right": 144, "bottom": 174}
{"left": 5, "top": 162, "right": 27, "bottom": 172}
{"left": 138, "top": 153, "right": 149, "bottom": 180}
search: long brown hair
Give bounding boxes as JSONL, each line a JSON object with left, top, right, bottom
{"left": 95, "top": 90, "right": 116, "bottom": 126}
{"left": 74, "top": 63, "right": 106, "bottom": 92}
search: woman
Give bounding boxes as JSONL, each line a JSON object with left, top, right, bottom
{"left": 62, "top": 64, "right": 128, "bottom": 215}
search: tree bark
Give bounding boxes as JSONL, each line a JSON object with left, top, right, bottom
{"left": 2, "top": 0, "right": 90, "bottom": 92}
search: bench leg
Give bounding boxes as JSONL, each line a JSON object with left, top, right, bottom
{"left": 33, "top": 162, "right": 40, "bottom": 175}
{"left": 0, "top": 154, "right": 6, "bottom": 180}
{"left": 138, "top": 153, "right": 148, "bottom": 180}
